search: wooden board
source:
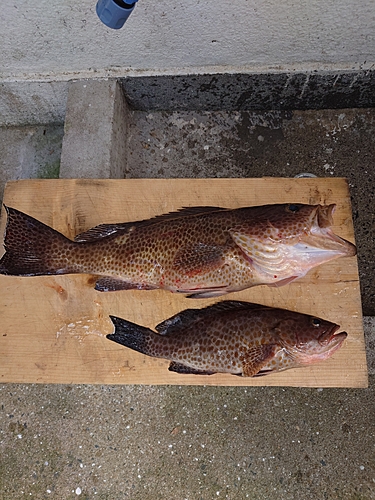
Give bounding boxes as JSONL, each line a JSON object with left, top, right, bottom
{"left": 0, "top": 178, "right": 368, "bottom": 387}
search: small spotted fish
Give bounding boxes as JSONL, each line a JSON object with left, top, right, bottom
{"left": 0, "top": 203, "right": 356, "bottom": 298}
{"left": 107, "top": 301, "right": 347, "bottom": 377}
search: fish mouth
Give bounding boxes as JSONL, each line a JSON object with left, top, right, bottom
{"left": 299, "top": 204, "right": 357, "bottom": 257}
{"left": 319, "top": 324, "right": 348, "bottom": 350}
{"left": 316, "top": 204, "right": 335, "bottom": 228}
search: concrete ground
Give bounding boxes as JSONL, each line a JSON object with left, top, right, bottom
{"left": 0, "top": 81, "right": 374, "bottom": 499}
{"left": 1, "top": 382, "right": 374, "bottom": 499}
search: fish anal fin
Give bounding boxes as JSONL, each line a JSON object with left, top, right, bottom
{"left": 168, "top": 361, "right": 216, "bottom": 375}
{"left": 95, "top": 277, "right": 157, "bottom": 292}
{"left": 173, "top": 243, "right": 224, "bottom": 277}
{"left": 242, "top": 344, "right": 278, "bottom": 377}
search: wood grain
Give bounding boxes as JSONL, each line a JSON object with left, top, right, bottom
{"left": 0, "top": 178, "right": 367, "bottom": 387}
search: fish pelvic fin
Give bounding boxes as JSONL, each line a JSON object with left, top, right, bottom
{"left": 107, "top": 316, "right": 153, "bottom": 356}
{"left": 0, "top": 206, "right": 76, "bottom": 276}
{"left": 186, "top": 288, "right": 230, "bottom": 299}
{"left": 242, "top": 344, "right": 279, "bottom": 377}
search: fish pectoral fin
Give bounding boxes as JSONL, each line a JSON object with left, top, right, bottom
{"left": 242, "top": 344, "right": 278, "bottom": 377}
{"left": 168, "top": 361, "right": 216, "bottom": 375}
{"left": 173, "top": 243, "right": 224, "bottom": 277}
{"left": 95, "top": 277, "right": 157, "bottom": 292}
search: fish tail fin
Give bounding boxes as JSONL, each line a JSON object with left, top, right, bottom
{"left": 0, "top": 206, "right": 77, "bottom": 276}
{"left": 107, "top": 316, "right": 154, "bottom": 356}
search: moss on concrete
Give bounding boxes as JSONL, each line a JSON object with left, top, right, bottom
{"left": 37, "top": 160, "right": 60, "bottom": 179}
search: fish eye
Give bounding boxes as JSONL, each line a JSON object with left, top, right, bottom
{"left": 287, "top": 204, "right": 301, "bottom": 213}
{"left": 311, "top": 318, "right": 321, "bottom": 327}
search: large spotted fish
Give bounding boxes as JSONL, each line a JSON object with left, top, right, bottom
{"left": 0, "top": 203, "right": 356, "bottom": 298}
{"left": 107, "top": 301, "right": 347, "bottom": 376}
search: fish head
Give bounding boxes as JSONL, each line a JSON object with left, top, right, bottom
{"left": 266, "top": 203, "right": 356, "bottom": 257}
{"left": 274, "top": 313, "right": 347, "bottom": 368}
{"left": 232, "top": 203, "right": 357, "bottom": 285}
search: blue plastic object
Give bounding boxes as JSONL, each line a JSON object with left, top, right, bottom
{"left": 96, "top": 0, "right": 138, "bottom": 29}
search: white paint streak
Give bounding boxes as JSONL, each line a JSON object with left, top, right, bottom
{"left": 299, "top": 74, "right": 310, "bottom": 99}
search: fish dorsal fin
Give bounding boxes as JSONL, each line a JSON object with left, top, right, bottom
{"left": 75, "top": 223, "right": 133, "bottom": 242}
{"left": 155, "top": 308, "right": 205, "bottom": 335}
{"left": 137, "top": 206, "right": 228, "bottom": 227}
{"left": 161, "top": 206, "right": 228, "bottom": 217}
{"left": 155, "top": 301, "right": 269, "bottom": 335}
{"left": 74, "top": 206, "right": 228, "bottom": 242}
{"left": 198, "top": 300, "right": 268, "bottom": 314}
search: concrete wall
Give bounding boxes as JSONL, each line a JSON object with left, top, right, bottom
{"left": 2, "top": 0, "right": 375, "bottom": 78}
{"left": 1, "top": 0, "right": 375, "bottom": 125}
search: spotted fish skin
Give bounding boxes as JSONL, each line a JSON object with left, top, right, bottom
{"left": 0, "top": 204, "right": 356, "bottom": 298}
{"left": 107, "top": 301, "right": 347, "bottom": 377}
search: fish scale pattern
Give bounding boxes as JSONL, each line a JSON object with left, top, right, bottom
{"left": 107, "top": 302, "right": 347, "bottom": 377}
{"left": 0, "top": 204, "right": 356, "bottom": 297}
